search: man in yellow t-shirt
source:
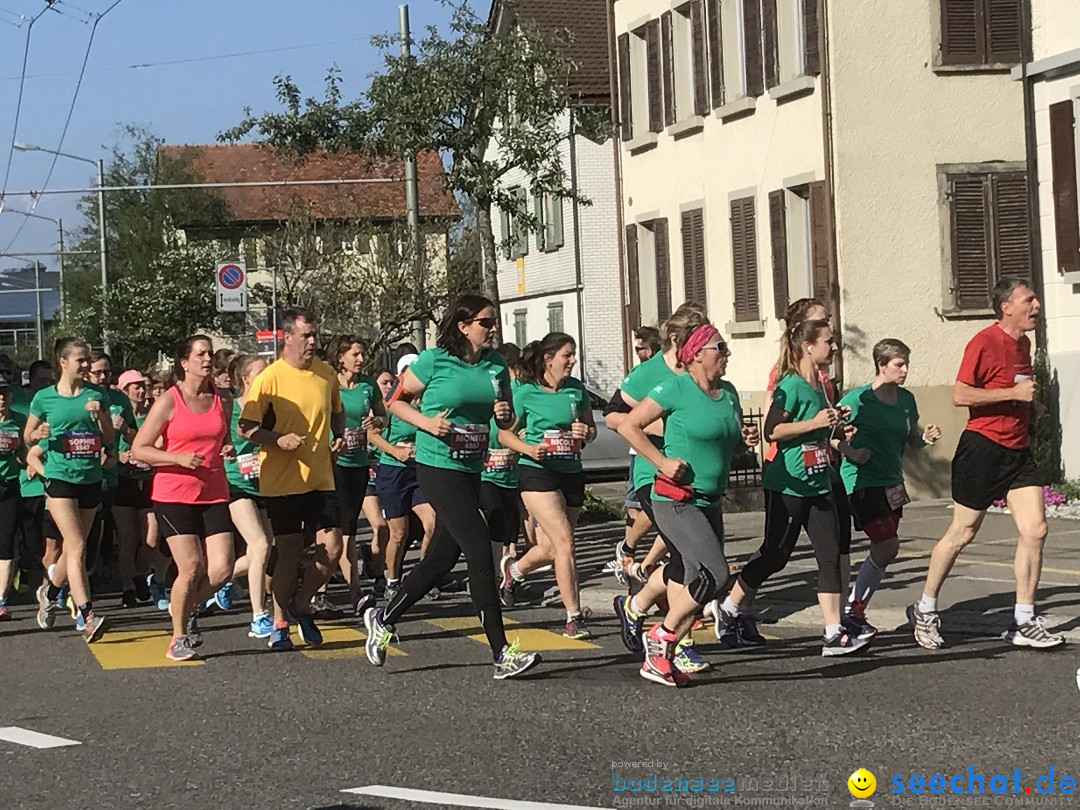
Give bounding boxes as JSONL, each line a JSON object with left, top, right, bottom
{"left": 240, "top": 307, "right": 344, "bottom": 650}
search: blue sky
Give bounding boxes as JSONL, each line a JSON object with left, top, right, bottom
{"left": 0, "top": 0, "right": 461, "bottom": 270}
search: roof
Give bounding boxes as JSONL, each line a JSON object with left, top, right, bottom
{"left": 157, "top": 143, "right": 460, "bottom": 224}
{"left": 492, "top": 0, "right": 611, "bottom": 101}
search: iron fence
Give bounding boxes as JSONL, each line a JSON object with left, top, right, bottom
{"left": 729, "top": 407, "right": 765, "bottom": 489}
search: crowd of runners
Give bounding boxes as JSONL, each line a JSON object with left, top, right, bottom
{"left": 0, "top": 277, "right": 1064, "bottom": 684}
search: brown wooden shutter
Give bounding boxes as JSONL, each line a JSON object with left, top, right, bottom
{"left": 808, "top": 180, "right": 832, "bottom": 303}
{"left": 940, "top": 0, "right": 984, "bottom": 66}
{"left": 731, "top": 198, "right": 760, "bottom": 322}
{"left": 769, "top": 190, "right": 789, "bottom": 319}
{"left": 991, "top": 171, "right": 1031, "bottom": 278}
{"left": 681, "top": 208, "right": 707, "bottom": 309}
{"left": 985, "top": 0, "right": 1023, "bottom": 64}
{"left": 617, "top": 33, "right": 633, "bottom": 140}
{"left": 646, "top": 20, "right": 664, "bottom": 133}
{"left": 950, "top": 174, "right": 993, "bottom": 309}
{"left": 661, "top": 12, "right": 676, "bottom": 127}
{"left": 1050, "top": 100, "right": 1080, "bottom": 274}
{"left": 803, "top": 0, "right": 820, "bottom": 75}
{"left": 691, "top": 0, "right": 710, "bottom": 114}
{"left": 653, "top": 218, "right": 673, "bottom": 321}
{"left": 707, "top": 0, "right": 724, "bottom": 109}
{"left": 743, "top": 0, "right": 764, "bottom": 97}
{"left": 762, "top": 0, "right": 779, "bottom": 90}
{"left": 626, "top": 225, "right": 641, "bottom": 329}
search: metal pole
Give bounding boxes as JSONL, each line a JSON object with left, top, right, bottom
{"left": 271, "top": 265, "right": 278, "bottom": 354}
{"left": 57, "top": 218, "right": 65, "bottom": 323}
{"left": 34, "top": 261, "right": 43, "bottom": 360}
{"left": 96, "top": 159, "right": 109, "bottom": 354}
{"left": 400, "top": 3, "right": 426, "bottom": 350}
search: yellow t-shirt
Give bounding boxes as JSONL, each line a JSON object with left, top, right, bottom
{"left": 241, "top": 358, "right": 343, "bottom": 496}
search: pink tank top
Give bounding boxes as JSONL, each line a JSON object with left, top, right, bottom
{"left": 150, "top": 386, "right": 229, "bottom": 504}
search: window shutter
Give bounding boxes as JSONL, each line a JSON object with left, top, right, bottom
{"left": 691, "top": 0, "right": 710, "bottom": 114}
{"left": 646, "top": 20, "right": 664, "bottom": 133}
{"left": 500, "top": 208, "right": 512, "bottom": 259}
{"left": 731, "top": 198, "right": 760, "bottom": 322}
{"left": 743, "top": 0, "right": 765, "bottom": 97}
{"left": 1050, "top": 100, "right": 1080, "bottom": 274}
{"left": 654, "top": 218, "right": 673, "bottom": 322}
{"left": 940, "top": 0, "right": 984, "bottom": 66}
{"left": 662, "top": 12, "right": 676, "bottom": 126}
{"left": 985, "top": 0, "right": 1023, "bottom": 64}
{"left": 808, "top": 180, "right": 832, "bottom": 303}
{"left": 626, "top": 225, "right": 641, "bottom": 329}
{"left": 803, "top": 0, "right": 820, "bottom": 76}
{"left": 617, "top": 33, "right": 633, "bottom": 140}
{"left": 534, "top": 193, "right": 546, "bottom": 252}
{"left": 762, "top": 0, "right": 779, "bottom": 90}
{"left": 707, "top": 0, "right": 725, "bottom": 108}
{"left": 769, "top": 190, "right": 789, "bottom": 319}
{"left": 681, "top": 208, "right": 707, "bottom": 309}
{"left": 550, "top": 194, "right": 565, "bottom": 250}
{"left": 991, "top": 171, "right": 1031, "bottom": 278}
{"left": 950, "top": 174, "right": 993, "bottom": 309}
{"left": 513, "top": 187, "right": 529, "bottom": 258}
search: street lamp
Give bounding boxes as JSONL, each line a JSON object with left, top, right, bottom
{"left": 0, "top": 208, "right": 62, "bottom": 359}
{"left": 14, "top": 141, "right": 108, "bottom": 353}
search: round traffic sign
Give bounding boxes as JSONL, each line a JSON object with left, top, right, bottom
{"left": 218, "top": 264, "right": 245, "bottom": 290}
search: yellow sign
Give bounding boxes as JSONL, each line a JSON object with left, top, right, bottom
{"left": 516, "top": 256, "right": 526, "bottom": 294}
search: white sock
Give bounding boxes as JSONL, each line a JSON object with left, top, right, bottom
{"left": 567, "top": 610, "right": 581, "bottom": 622}
{"left": 629, "top": 596, "right": 646, "bottom": 616}
{"left": 721, "top": 596, "right": 739, "bottom": 616}
{"left": 47, "top": 563, "right": 56, "bottom": 581}
{"left": 918, "top": 594, "right": 938, "bottom": 614}
{"left": 850, "top": 555, "right": 887, "bottom": 607}
{"left": 825, "top": 623, "right": 842, "bottom": 638}
{"left": 509, "top": 562, "right": 525, "bottom": 583}
{"left": 1014, "top": 603, "right": 1035, "bottom": 625}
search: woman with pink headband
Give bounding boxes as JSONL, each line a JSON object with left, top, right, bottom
{"left": 618, "top": 321, "right": 757, "bottom": 686}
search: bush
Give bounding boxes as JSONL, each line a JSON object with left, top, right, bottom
{"left": 1031, "top": 349, "right": 1061, "bottom": 485}
{"left": 579, "top": 488, "right": 623, "bottom": 525}
{"left": 1052, "top": 480, "right": 1080, "bottom": 502}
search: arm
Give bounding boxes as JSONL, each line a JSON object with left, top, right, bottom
{"left": 952, "top": 380, "right": 1033, "bottom": 407}
{"left": 131, "top": 394, "right": 198, "bottom": 469}
{"left": 88, "top": 396, "right": 114, "bottom": 446}
{"left": 23, "top": 412, "right": 47, "bottom": 446}
{"left": 498, "top": 420, "right": 546, "bottom": 461}
{"left": 387, "top": 369, "right": 450, "bottom": 437}
{"left": 25, "top": 444, "right": 44, "bottom": 479}
{"left": 362, "top": 398, "right": 388, "bottom": 432}
{"left": 908, "top": 421, "right": 942, "bottom": 449}
{"left": 765, "top": 405, "right": 834, "bottom": 443}
{"left": 617, "top": 397, "right": 684, "bottom": 480}
{"left": 570, "top": 401, "right": 597, "bottom": 445}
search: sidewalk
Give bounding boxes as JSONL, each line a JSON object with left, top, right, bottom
{"left": 561, "top": 499, "right": 1080, "bottom": 642}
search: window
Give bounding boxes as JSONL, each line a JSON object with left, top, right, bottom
{"left": 548, "top": 302, "right": 564, "bottom": 333}
{"left": 719, "top": 0, "right": 764, "bottom": 102}
{"left": 620, "top": 21, "right": 663, "bottom": 142}
{"left": 943, "top": 166, "right": 1031, "bottom": 310}
{"left": 499, "top": 187, "right": 530, "bottom": 259}
{"left": 534, "top": 190, "right": 565, "bottom": 252}
{"left": 761, "top": 0, "right": 820, "bottom": 88}
{"left": 663, "top": 2, "right": 709, "bottom": 125}
{"left": 342, "top": 235, "right": 371, "bottom": 256}
{"left": 626, "top": 219, "right": 672, "bottom": 326}
{"left": 649, "top": 219, "right": 673, "bottom": 321}
{"left": 1049, "top": 100, "right": 1080, "bottom": 275}
{"left": 681, "top": 208, "right": 707, "bottom": 310}
{"left": 938, "top": 0, "right": 1024, "bottom": 67}
{"left": 730, "top": 196, "right": 760, "bottom": 322}
{"left": 514, "top": 310, "right": 528, "bottom": 346}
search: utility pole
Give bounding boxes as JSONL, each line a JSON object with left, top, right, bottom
{"left": 401, "top": 3, "right": 426, "bottom": 350}
{"left": 97, "top": 158, "right": 109, "bottom": 355}
{"left": 33, "top": 261, "right": 43, "bottom": 360}
{"left": 57, "top": 217, "right": 65, "bottom": 323}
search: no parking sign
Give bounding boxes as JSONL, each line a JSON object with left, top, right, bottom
{"left": 215, "top": 261, "right": 248, "bottom": 312}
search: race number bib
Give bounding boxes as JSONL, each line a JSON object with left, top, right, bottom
{"left": 0, "top": 430, "right": 18, "bottom": 455}
{"left": 343, "top": 427, "right": 364, "bottom": 452}
{"left": 448, "top": 424, "right": 489, "bottom": 460}
{"left": 237, "top": 452, "right": 260, "bottom": 481}
{"left": 884, "top": 482, "right": 910, "bottom": 510}
{"left": 543, "top": 429, "right": 581, "bottom": 460}
{"left": 62, "top": 430, "right": 101, "bottom": 459}
{"left": 485, "top": 448, "right": 518, "bottom": 471}
{"left": 800, "top": 441, "right": 830, "bottom": 476}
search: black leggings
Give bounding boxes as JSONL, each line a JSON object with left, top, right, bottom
{"left": 0, "top": 483, "right": 20, "bottom": 560}
{"left": 740, "top": 489, "right": 843, "bottom": 594}
{"left": 479, "top": 481, "right": 519, "bottom": 547}
{"left": 334, "top": 464, "right": 368, "bottom": 536}
{"left": 384, "top": 464, "right": 506, "bottom": 655}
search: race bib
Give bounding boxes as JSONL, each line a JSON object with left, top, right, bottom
{"left": 884, "top": 482, "right": 910, "bottom": 510}
{"left": 0, "top": 430, "right": 18, "bottom": 455}
{"left": 237, "top": 452, "right": 260, "bottom": 481}
{"left": 368, "top": 465, "right": 377, "bottom": 483}
{"left": 63, "top": 430, "right": 101, "bottom": 459}
{"left": 485, "top": 448, "right": 518, "bottom": 471}
{"left": 343, "top": 427, "right": 364, "bottom": 452}
{"left": 543, "top": 429, "right": 581, "bottom": 460}
{"left": 800, "top": 441, "right": 830, "bottom": 476}
{"left": 448, "top": 424, "right": 489, "bottom": 460}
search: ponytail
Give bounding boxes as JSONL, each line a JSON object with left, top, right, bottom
{"left": 778, "top": 320, "right": 829, "bottom": 380}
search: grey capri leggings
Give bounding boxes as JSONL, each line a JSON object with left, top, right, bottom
{"left": 651, "top": 500, "right": 729, "bottom": 605}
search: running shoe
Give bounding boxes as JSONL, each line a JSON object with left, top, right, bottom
{"left": 75, "top": 614, "right": 86, "bottom": 632}
{"left": 133, "top": 574, "right": 151, "bottom": 603}
{"left": 364, "top": 607, "right": 395, "bottom": 667}
{"left": 493, "top": 639, "right": 541, "bottom": 680}
{"left": 499, "top": 555, "right": 520, "bottom": 608}
{"left": 610, "top": 541, "right": 629, "bottom": 586}
{"left": 842, "top": 600, "right": 878, "bottom": 641}
{"left": 214, "top": 582, "right": 235, "bottom": 612}
{"left": 294, "top": 611, "right": 323, "bottom": 646}
{"left": 121, "top": 589, "right": 137, "bottom": 609}
{"left": 0, "top": 603, "right": 9, "bottom": 621}
{"left": 821, "top": 629, "right": 869, "bottom": 657}
{"left": 674, "top": 638, "right": 710, "bottom": 673}
{"left": 1001, "top": 615, "right": 1065, "bottom": 649}
{"left": 310, "top": 593, "right": 339, "bottom": 616}
{"left": 613, "top": 594, "right": 645, "bottom": 654}
{"left": 268, "top": 624, "right": 293, "bottom": 651}
{"left": 166, "top": 635, "right": 198, "bottom": 661}
{"left": 62, "top": 590, "right": 75, "bottom": 620}
{"left": 907, "top": 603, "right": 944, "bottom": 650}
{"left": 564, "top": 615, "right": 592, "bottom": 640}
{"left": 248, "top": 612, "right": 273, "bottom": 639}
{"left": 82, "top": 612, "right": 108, "bottom": 644}
{"left": 197, "top": 595, "right": 216, "bottom": 616}
{"left": 187, "top": 615, "right": 204, "bottom": 648}
{"left": 737, "top": 612, "right": 768, "bottom": 646}
{"left": 640, "top": 624, "right": 680, "bottom": 687}
{"left": 353, "top": 593, "right": 376, "bottom": 617}
{"left": 148, "top": 576, "right": 169, "bottom": 611}
{"left": 711, "top": 601, "right": 740, "bottom": 647}
{"left": 372, "top": 576, "right": 387, "bottom": 598}
{"left": 384, "top": 580, "right": 400, "bottom": 604}
{"left": 35, "top": 584, "right": 54, "bottom": 629}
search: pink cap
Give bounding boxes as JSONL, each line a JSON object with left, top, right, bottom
{"left": 117, "top": 369, "right": 148, "bottom": 390}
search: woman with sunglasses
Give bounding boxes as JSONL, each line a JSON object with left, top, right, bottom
{"left": 364, "top": 295, "right": 541, "bottom": 680}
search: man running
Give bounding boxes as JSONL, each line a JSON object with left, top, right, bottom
{"left": 909, "top": 277, "right": 1063, "bottom": 650}
{"left": 239, "top": 307, "right": 345, "bottom": 651}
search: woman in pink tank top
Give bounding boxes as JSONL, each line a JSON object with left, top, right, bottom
{"left": 132, "top": 335, "right": 235, "bottom": 662}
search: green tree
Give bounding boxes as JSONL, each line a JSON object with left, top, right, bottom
{"left": 222, "top": 0, "right": 609, "bottom": 303}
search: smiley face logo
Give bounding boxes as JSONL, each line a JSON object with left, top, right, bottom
{"left": 848, "top": 769, "right": 876, "bottom": 799}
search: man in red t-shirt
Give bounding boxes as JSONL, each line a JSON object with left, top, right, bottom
{"left": 909, "top": 278, "right": 1063, "bottom": 651}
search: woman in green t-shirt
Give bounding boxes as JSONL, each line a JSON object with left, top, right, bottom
{"left": 25, "top": 337, "right": 114, "bottom": 644}
{"left": 496, "top": 332, "right": 596, "bottom": 639}
{"left": 0, "top": 372, "right": 26, "bottom": 621}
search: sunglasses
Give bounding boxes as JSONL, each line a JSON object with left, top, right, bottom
{"left": 705, "top": 341, "right": 729, "bottom": 355}
{"left": 469, "top": 317, "right": 497, "bottom": 328}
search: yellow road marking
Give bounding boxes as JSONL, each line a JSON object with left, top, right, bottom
{"left": 954, "top": 558, "right": 1080, "bottom": 576}
{"left": 301, "top": 623, "right": 407, "bottom": 660}
{"left": 87, "top": 629, "right": 203, "bottom": 670}
{"left": 426, "top": 615, "right": 599, "bottom": 650}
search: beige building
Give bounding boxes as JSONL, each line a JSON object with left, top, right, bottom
{"left": 612, "top": 0, "right": 1033, "bottom": 496}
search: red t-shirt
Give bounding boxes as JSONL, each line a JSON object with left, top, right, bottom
{"left": 956, "top": 324, "right": 1032, "bottom": 450}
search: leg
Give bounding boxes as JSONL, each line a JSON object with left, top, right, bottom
{"left": 362, "top": 495, "right": 388, "bottom": 573}
{"left": 921, "top": 504, "right": 985, "bottom": 600}
{"left": 732, "top": 491, "right": 808, "bottom": 608}
{"left": 297, "top": 526, "right": 344, "bottom": 609}
{"left": 1006, "top": 485, "right": 1048, "bottom": 606}
{"left": 48, "top": 501, "right": 97, "bottom": 609}
{"left": 229, "top": 499, "right": 271, "bottom": 618}
{"left": 383, "top": 517, "right": 409, "bottom": 581}
{"left": 113, "top": 504, "right": 141, "bottom": 594}
{"left": 803, "top": 494, "right": 843, "bottom": 627}
{"left": 270, "top": 534, "right": 304, "bottom": 625}
{"left": 519, "top": 491, "right": 580, "bottom": 613}
{"left": 165, "top": 535, "right": 206, "bottom": 639}
{"left": 203, "top": 533, "right": 235, "bottom": 594}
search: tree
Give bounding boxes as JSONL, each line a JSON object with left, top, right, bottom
{"left": 221, "top": 0, "right": 609, "bottom": 304}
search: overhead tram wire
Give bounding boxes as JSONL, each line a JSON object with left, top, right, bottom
{"left": 0, "top": 3, "right": 51, "bottom": 199}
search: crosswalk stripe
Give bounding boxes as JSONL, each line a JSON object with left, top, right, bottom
{"left": 425, "top": 616, "right": 599, "bottom": 651}
{"left": 301, "top": 623, "right": 407, "bottom": 660}
{"left": 86, "top": 629, "right": 203, "bottom": 670}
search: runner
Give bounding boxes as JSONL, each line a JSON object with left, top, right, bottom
{"left": 113, "top": 369, "right": 158, "bottom": 607}
{"left": 0, "top": 371, "right": 26, "bottom": 620}
{"left": 838, "top": 339, "right": 941, "bottom": 639}
{"left": 132, "top": 336, "right": 234, "bottom": 660}
{"left": 909, "top": 278, "right": 1063, "bottom": 649}
{"left": 496, "top": 332, "right": 597, "bottom": 638}
{"left": 25, "top": 337, "right": 114, "bottom": 643}
{"left": 481, "top": 343, "right": 521, "bottom": 572}
{"left": 15, "top": 361, "right": 52, "bottom": 612}
{"left": 363, "top": 294, "right": 541, "bottom": 679}
{"left": 238, "top": 307, "right": 345, "bottom": 651}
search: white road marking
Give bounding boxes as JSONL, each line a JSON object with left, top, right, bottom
{"left": 342, "top": 785, "right": 605, "bottom": 809}
{"left": 0, "top": 727, "right": 81, "bottom": 749}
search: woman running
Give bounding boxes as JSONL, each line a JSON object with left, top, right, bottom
{"left": 132, "top": 335, "right": 235, "bottom": 661}
{"left": 496, "top": 333, "right": 596, "bottom": 638}
{"left": 481, "top": 343, "right": 521, "bottom": 575}
{"left": 839, "top": 339, "right": 940, "bottom": 637}
{"left": 114, "top": 369, "right": 158, "bottom": 608}
{"left": 223, "top": 354, "right": 276, "bottom": 640}
{"left": 0, "top": 371, "right": 26, "bottom": 620}
{"left": 26, "top": 337, "right": 114, "bottom": 643}
{"left": 364, "top": 294, "right": 541, "bottom": 679}
{"left": 328, "top": 334, "right": 388, "bottom": 614}
{"left": 618, "top": 323, "right": 756, "bottom": 685}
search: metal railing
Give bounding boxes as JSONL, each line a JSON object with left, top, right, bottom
{"left": 729, "top": 407, "right": 765, "bottom": 489}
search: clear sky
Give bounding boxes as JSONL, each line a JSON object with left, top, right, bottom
{"left": 0, "top": 0, "right": 462, "bottom": 270}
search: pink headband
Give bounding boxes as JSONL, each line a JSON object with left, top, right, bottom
{"left": 677, "top": 324, "right": 719, "bottom": 365}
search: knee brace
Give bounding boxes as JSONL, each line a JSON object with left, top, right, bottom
{"left": 863, "top": 515, "right": 900, "bottom": 544}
